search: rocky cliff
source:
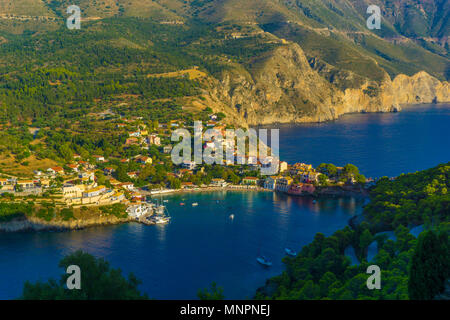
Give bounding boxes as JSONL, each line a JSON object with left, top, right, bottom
{"left": 203, "top": 43, "right": 449, "bottom": 126}
{"left": 0, "top": 215, "right": 132, "bottom": 233}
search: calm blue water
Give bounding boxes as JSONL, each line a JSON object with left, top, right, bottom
{"left": 0, "top": 192, "right": 363, "bottom": 299}
{"left": 1, "top": 103, "right": 449, "bottom": 300}
{"left": 274, "top": 104, "right": 450, "bottom": 178}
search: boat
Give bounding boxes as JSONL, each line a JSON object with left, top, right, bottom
{"left": 155, "top": 205, "right": 166, "bottom": 215}
{"left": 229, "top": 214, "right": 235, "bottom": 220}
{"left": 180, "top": 202, "right": 185, "bottom": 206}
{"left": 150, "top": 201, "right": 171, "bottom": 224}
{"left": 163, "top": 200, "right": 168, "bottom": 203}
{"left": 285, "top": 248, "right": 297, "bottom": 257}
{"left": 192, "top": 202, "right": 198, "bottom": 207}
{"left": 152, "top": 215, "right": 171, "bottom": 224}
{"left": 257, "top": 256, "right": 272, "bottom": 267}
{"left": 126, "top": 203, "right": 153, "bottom": 219}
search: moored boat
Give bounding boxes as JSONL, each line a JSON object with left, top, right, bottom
{"left": 152, "top": 215, "right": 171, "bottom": 224}
{"left": 285, "top": 248, "right": 297, "bottom": 257}
{"left": 256, "top": 256, "right": 272, "bottom": 267}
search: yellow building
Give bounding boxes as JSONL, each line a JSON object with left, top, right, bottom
{"left": 17, "top": 180, "right": 35, "bottom": 189}
{"left": 63, "top": 184, "right": 85, "bottom": 199}
{"left": 83, "top": 185, "right": 106, "bottom": 198}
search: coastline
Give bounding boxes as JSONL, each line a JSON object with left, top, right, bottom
{"left": 0, "top": 215, "right": 133, "bottom": 233}
{"left": 0, "top": 185, "right": 368, "bottom": 233}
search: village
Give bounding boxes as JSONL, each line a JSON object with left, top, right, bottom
{"left": 0, "top": 112, "right": 370, "bottom": 224}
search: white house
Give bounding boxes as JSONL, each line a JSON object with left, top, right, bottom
{"left": 82, "top": 186, "right": 106, "bottom": 198}
{"left": 126, "top": 203, "right": 153, "bottom": 219}
{"left": 120, "top": 182, "right": 135, "bottom": 191}
{"left": 211, "top": 179, "right": 227, "bottom": 187}
{"left": 93, "top": 155, "right": 105, "bottom": 162}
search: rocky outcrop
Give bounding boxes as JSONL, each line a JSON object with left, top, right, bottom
{"left": 0, "top": 215, "right": 132, "bottom": 233}
{"left": 204, "top": 43, "right": 449, "bottom": 126}
{"left": 392, "top": 71, "right": 450, "bottom": 104}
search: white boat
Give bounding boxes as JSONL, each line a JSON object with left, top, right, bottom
{"left": 256, "top": 256, "right": 272, "bottom": 267}
{"left": 155, "top": 205, "right": 166, "bottom": 215}
{"left": 163, "top": 200, "right": 169, "bottom": 203}
{"left": 285, "top": 248, "right": 297, "bottom": 257}
{"left": 192, "top": 202, "right": 198, "bottom": 207}
{"left": 152, "top": 215, "right": 171, "bottom": 224}
{"left": 229, "top": 214, "right": 235, "bottom": 220}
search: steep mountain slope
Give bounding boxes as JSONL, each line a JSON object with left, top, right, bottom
{"left": 205, "top": 42, "right": 448, "bottom": 125}
{"left": 0, "top": 0, "right": 448, "bottom": 126}
{"left": 0, "top": 0, "right": 54, "bottom": 16}
{"left": 40, "top": 0, "right": 183, "bottom": 20}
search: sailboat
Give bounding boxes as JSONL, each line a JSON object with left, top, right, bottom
{"left": 256, "top": 256, "right": 272, "bottom": 267}
{"left": 151, "top": 199, "right": 171, "bottom": 224}
{"left": 256, "top": 243, "right": 272, "bottom": 267}
{"left": 153, "top": 215, "right": 170, "bottom": 224}
{"left": 284, "top": 248, "right": 297, "bottom": 257}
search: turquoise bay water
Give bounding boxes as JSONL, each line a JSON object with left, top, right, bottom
{"left": 0, "top": 192, "right": 364, "bottom": 299}
{"left": 0, "top": 103, "right": 449, "bottom": 299}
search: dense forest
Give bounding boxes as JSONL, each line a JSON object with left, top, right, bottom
{"left": 255, "top": 163, "right": 450, "bottom": 300}
{"left": 0, "top": 18, "right": 278, "bottom": 125}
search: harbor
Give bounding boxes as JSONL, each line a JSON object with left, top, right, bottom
{"left": 126, "top": 202, "right": 171, "bottom": 226}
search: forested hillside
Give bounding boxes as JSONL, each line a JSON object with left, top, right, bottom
{"left": 256, "top": 163, "right": 450, "bottom": 300}
{"left": 0, "top": 1, "right": 448, "bottom": 154}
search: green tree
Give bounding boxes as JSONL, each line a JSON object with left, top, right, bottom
{"left": 21, "top": 250, "right": 148, "bottom": 300}
{"left": 408, "top": 231, "right": 449, "bottom": 300}
{"left": 360, "top": 229, "right": 373, "bottom": 252}
{"left": 343, "top": 164, "right": 359, "bottom": 178}
{"left": 197, "top": 282, "right": 225, "bottom": 300}
{"left": 169, "top": 177, "right": 181, "bottom": 189}
{"left": 318, "top": 174, "right": 329, "bottom": 186}
{"left": 317, "top": 163, "right": 337, "bottom": 177}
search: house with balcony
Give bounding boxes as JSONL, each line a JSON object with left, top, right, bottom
{"left": 16, "top": 180, "right": 36, "bottom": 189}
{"left": 242, "top": 177, "right": 259, "bottom": 185}
{"left": 264, "top": 176, "right": 279, "bottom": 190}
{"left": 82, "top": 185, "right": 107, "bottom": 198}
{"left": 63, "top": 184, "right": 85, "bottom": 199}
{"left": 211, "top": 179, "right": 227, "bottom": 187}
{"left": 276, "top": 177, "right": 293, "bottom": 192}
